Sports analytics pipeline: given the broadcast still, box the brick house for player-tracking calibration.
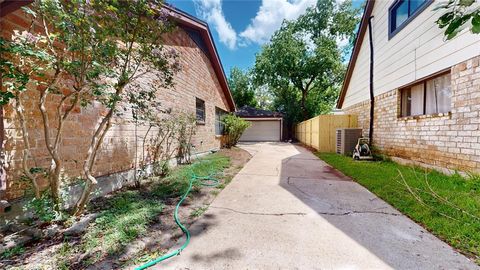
[0,2,235,202]
[337,0,480,173]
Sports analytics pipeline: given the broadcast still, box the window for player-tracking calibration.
[196,98,205,124]
[215,107,227,135]
[389,0,432,38]
[400,72,451,117]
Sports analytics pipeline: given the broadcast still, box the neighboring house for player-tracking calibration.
[337,0,480,172]
[236,106,283,142]
[0,3,235,201]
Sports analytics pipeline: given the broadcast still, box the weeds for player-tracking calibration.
[152,153,230,198]
[190,205,209,218]
[0,245,25,259]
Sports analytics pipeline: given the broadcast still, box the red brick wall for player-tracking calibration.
[343,56,480,172]
[1,9,232,200]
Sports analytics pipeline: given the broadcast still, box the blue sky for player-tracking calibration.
[168,0,363,77]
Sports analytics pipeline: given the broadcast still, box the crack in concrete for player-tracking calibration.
[237,173,279,177]
[286,177,341,208]
[318,210,400,216]
[211,206,307,216]
[283,157,321,164]
[286,177,400,217]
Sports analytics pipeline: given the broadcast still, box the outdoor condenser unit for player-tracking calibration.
[336,128,363,155]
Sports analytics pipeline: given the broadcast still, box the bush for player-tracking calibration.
[223,114,250,148]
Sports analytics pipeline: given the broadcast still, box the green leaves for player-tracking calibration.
[434,0,480,40]
[472,13,480,33]
[253,0,358,121]
[228,67,257,108]
[445,14,472,39]
[223,114,250,148]
[0,92,15,106]
[437,12,455,28]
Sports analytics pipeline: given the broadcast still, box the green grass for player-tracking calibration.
[152,153,230,198]
[190,205,209,218]
[317,153,480,263]
[60,153,231,267]
[82,191,164,254]
[0,245,25,259]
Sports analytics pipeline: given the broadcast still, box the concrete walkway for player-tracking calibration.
[161,143,478,270]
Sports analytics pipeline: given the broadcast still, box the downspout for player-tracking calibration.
[367,16,375,145]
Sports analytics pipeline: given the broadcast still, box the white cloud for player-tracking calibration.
[193,0,238,50]
[239,0,317,45]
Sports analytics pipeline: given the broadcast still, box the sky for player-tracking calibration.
[167,0,316,76]
[168,0,362,77]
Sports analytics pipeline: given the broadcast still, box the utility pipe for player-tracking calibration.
[368,16,375,145]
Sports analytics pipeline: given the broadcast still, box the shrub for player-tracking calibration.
[223,114,250,148]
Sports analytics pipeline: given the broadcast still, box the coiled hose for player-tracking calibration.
[135,152,219,270]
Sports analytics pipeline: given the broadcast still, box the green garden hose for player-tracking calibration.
[135,153,219,270]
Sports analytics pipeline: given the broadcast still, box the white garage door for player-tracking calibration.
[240,120,281,142]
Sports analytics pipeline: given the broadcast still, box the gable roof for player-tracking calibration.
[235,106,283,118]
[0,1,236,111]
[163,5,236,111]
[1,0,33,17]
[336,0,375,109]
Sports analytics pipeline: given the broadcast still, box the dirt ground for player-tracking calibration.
[0,147,251,270]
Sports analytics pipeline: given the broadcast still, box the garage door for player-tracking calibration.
[239,120,281,142]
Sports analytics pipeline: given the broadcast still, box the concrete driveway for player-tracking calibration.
[161,142,478,269]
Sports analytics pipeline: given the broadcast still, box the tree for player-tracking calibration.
[254,0,360,121]
[228,67,257,108]
[74,0,179,215]
[222,114,250,148]
[0,0,178,213]
[2,0,123,206]
[435,0,480,40]
[0,26,51,199]
[1,0,178,213]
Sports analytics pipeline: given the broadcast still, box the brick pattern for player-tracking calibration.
[1,10,231,200]
[343,56,480,172]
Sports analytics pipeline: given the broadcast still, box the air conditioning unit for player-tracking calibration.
[336,128,363,155]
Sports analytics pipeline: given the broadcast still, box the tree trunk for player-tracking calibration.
[301,90,308,120]
[15,94,41,198]
[74,85,124,216]
[38,90,61,206]
[74,112,112,215]
[0,105,6,198]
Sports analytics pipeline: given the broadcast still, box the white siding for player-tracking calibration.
[342,0,480,109]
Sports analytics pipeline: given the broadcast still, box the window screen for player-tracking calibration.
[196,98,205,123]
[215,107,227,135]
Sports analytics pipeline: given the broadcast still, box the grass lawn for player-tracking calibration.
[317,153,480,264]
[58,153,231,267]
[152,153,231,198]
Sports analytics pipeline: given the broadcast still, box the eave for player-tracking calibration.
[163,5,236,112]
[336,0,375,109]
[0,1,236,112]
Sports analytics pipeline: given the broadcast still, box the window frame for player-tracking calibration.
[195,97,206,125]
[398,70,452,118]
[215,107,227,136]
[388,0,433,39]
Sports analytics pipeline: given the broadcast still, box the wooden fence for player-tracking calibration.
[295,114,358,152]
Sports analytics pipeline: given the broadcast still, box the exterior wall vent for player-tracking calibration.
[336,128,363,155]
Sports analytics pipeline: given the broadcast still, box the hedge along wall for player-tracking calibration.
[0,9,231,201]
